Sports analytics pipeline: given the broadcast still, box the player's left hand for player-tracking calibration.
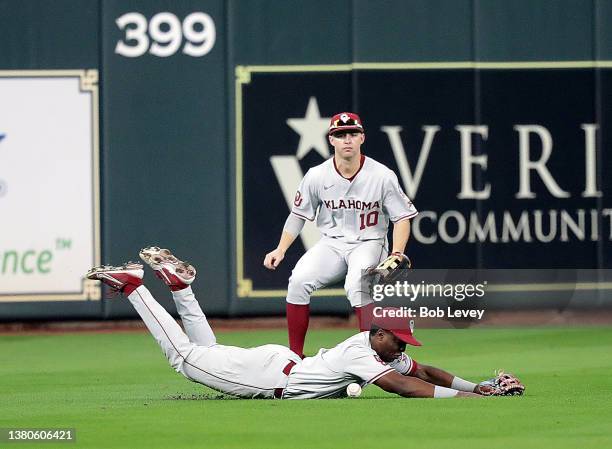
[474,383,496,395]
[368,252,411,283]
[477,371,525,396]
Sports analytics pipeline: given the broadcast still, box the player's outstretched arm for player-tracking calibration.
[374,371,479,398]
[412,364,454,387]
[412,363,484,394]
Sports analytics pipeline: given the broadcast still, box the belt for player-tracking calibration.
[274,361,296,399]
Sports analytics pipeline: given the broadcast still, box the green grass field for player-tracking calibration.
[1,327,611,449]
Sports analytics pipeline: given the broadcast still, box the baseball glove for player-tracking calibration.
[369,252,412,284]
[477,370,525,396]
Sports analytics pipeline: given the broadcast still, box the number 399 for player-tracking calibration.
[115,12,216,58]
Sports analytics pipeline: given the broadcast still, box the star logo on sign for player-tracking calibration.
[286,97,330,160]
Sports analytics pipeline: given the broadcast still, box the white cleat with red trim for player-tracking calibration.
[139,246,196,290]
[86,262,144,291]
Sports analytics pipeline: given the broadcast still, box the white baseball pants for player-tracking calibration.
[286,236,387,307]
[127,285,301,399]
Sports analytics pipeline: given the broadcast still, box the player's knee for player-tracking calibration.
[287,273,316,304]
[345,286,374,308]
[162,348,190,376]
[166,353,183,371]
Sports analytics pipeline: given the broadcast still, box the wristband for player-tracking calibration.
[433,385,459,398]
[451,376,478,392]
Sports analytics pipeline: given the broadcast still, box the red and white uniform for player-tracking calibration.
[127,285,302,399]
[288,155,417,306]
[283,331,417,399]
[125,286,415,400]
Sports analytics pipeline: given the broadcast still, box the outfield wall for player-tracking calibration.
[1,0,612,320]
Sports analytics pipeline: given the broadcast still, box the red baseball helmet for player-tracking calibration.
[371,307,422,346]
[328,112,364,135]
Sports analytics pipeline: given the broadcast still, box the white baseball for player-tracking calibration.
[346,383,362,397]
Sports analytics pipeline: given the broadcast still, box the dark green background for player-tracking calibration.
[1,0,611,319]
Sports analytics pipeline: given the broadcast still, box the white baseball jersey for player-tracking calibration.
[282,331,417,399]
[291,155,418,243]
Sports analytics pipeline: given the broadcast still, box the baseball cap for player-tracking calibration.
[328,112,364,135]
[371,307,422,346]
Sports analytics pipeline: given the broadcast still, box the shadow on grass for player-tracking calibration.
[166,393,241,400]
[165,393,398,401]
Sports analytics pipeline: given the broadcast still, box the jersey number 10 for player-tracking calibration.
[359,211,379,230]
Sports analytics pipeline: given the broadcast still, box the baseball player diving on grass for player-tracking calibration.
[87,247,525,400]
[264,111,417,359]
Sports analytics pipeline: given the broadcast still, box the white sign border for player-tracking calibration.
[0,70,101,303]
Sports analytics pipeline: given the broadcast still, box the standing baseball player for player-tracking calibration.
[86,248,524,399]
[264,112,418,357]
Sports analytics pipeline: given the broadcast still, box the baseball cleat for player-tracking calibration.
[86,262,144,291]
[139,246,196,290]
[139,246,178,265]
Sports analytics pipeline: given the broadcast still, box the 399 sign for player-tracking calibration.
[115,12,216,58]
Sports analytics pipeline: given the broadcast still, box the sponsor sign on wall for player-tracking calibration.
[235,63,612,298]
[0,71,101,302]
